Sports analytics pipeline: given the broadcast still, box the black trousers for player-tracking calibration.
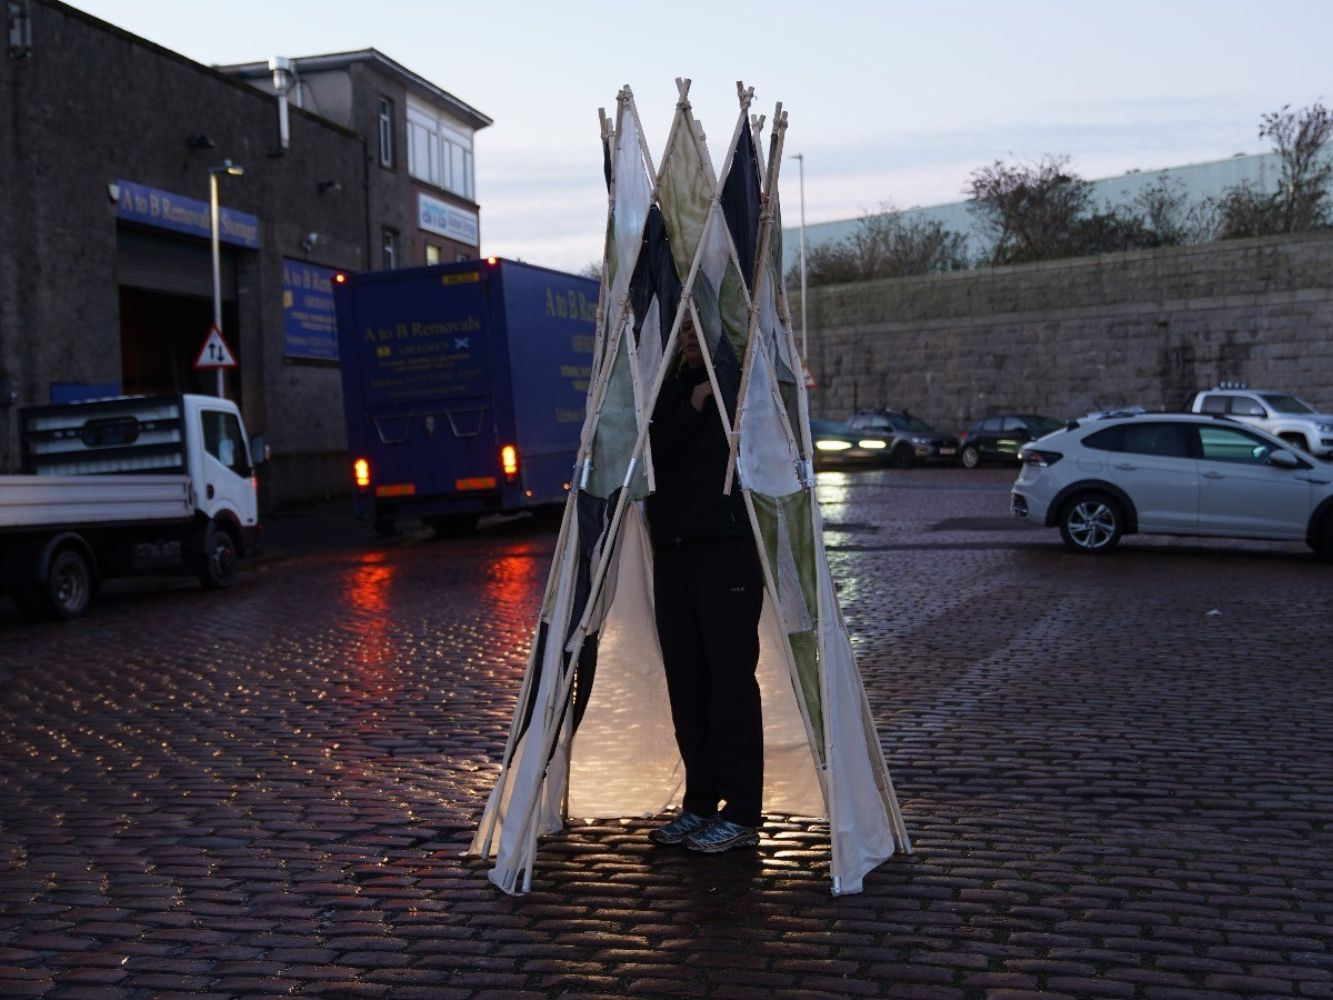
[652,535,764,827]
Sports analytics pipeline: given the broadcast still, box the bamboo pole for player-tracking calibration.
[475,488,580,859]
[721,103,790,496]
[575,86,683,493]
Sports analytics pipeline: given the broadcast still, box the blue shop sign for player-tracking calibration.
[281,259,339,361]
[115,180,261,248]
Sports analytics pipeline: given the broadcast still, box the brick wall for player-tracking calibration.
[798,231,1333,434]
[2,1,367,505]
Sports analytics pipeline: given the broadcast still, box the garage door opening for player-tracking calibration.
[119,286,241,400]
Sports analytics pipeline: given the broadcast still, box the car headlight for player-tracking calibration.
[1320,423,1333,434]
[911,436,930,445]
[816,439,852,451]
[858,439,886,449]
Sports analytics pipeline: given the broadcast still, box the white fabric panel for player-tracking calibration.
[636,297,663,395]
[564,506,824,820]
[698,208,730,292]
[755,596,825,818]
[738,346,800,496]
[567,507,680,816]
[817,553,898,894]
[759,272,795,375]
[480,526,582,892]
[608,111,653,321]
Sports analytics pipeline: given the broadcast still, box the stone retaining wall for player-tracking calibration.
[798,230,1333,433]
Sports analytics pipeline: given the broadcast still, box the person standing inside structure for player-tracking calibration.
[645,311,765,853]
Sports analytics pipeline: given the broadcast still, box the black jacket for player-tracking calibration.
[646,363,749,546]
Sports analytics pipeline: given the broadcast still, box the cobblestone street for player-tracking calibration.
[2,468,1330,999]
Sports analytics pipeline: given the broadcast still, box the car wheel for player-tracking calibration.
[960,445,981,469]
[1058,492,1123,554]
[198,522,238,590]
[1280,433,1311,453]
[45,547,95,620]
[1310,512,1333,559]
[888,443,914,468]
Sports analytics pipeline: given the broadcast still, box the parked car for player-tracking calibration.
[957,413,1063,468]
[1010,412,1333,556]
[1186,384,1333,459]
[809,418,893,469]
[845,409,959,467]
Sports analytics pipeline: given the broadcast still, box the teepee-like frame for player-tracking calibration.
[472,81,910,896]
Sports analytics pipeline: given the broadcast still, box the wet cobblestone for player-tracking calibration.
[2,467,1330,997]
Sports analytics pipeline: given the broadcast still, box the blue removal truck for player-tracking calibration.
[333,257,597,534]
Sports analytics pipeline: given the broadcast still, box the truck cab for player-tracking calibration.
[1187,385,1333,459]
[2,393,265,620]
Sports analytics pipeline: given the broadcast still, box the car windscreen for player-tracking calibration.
[890,416,935,433]
[1260,394,1314,415]
[1024,415,1063,433]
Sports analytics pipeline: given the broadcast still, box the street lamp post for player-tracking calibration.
[208,160,244,398]
[792,152,808,361]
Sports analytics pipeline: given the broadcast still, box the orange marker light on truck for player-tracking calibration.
[334,272,347,284]
[353,458,371,488]
[500,445,519,478]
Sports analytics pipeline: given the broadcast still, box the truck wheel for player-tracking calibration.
[1280,433,1311,454]
[198,522,238,590]
[45,547,94,620]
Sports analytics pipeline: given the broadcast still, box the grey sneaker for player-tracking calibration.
[684,817,759,853]
[649,810,715,846]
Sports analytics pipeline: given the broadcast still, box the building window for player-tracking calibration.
[406,97,476,200]
[456,252,470,262]
[381,228,398,270]
[425,244,440,265]
[377,97,395,168]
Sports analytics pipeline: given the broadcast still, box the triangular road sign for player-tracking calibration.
[195,324,238,369]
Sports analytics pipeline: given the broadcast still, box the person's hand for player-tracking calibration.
[690,380,713,412]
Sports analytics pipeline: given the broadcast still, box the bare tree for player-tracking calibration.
[966,155,1092,264]
[796,203,969,287]
[1215,101,1333,239]
[1261,101,1333,232]
[577,261,603,280]
[1130,175,1213,246]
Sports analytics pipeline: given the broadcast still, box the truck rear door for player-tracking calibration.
[339,266,498,507]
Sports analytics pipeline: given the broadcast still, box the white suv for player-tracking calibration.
[1186,387,1333,458]
[1010,413,1333,555]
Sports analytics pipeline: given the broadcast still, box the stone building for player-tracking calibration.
[0,0,489,508]
[219,50,491,271]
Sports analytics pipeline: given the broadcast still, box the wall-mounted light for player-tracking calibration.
[317,181,342,195]
[187,134,216,151]
[301,232,319,254]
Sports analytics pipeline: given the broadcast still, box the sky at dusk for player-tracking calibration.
[67,0,1333,273]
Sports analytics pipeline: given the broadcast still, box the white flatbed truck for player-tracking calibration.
[0,393,265,620]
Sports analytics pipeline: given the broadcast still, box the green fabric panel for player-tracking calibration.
[783,490,818,621]
[690,271,723,360]
[589,332,647,499]
[750,491,782,577]
[788,630,825,765]
[752,491,825,764]
[658,123,712,282]
[719,260,749,367]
